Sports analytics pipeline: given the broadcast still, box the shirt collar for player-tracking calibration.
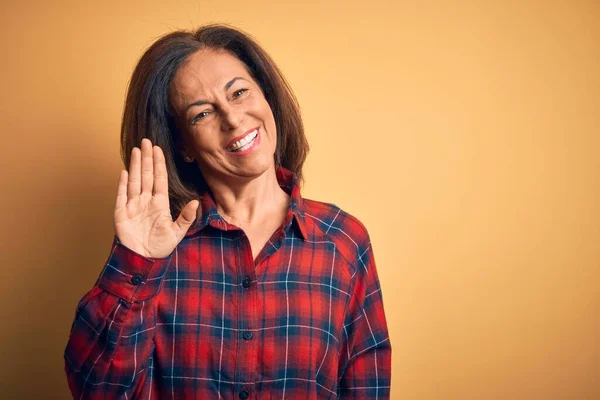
[185,166,308,240]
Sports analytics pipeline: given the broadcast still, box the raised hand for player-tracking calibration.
[114,138,199,258]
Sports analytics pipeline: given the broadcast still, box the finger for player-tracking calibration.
[115,169,128,210]
[140,138,154,195]
[153,145,169,196]
[127,147,142,200]
[173,200,199,239]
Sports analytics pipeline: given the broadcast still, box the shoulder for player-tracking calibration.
[302,198,371,254]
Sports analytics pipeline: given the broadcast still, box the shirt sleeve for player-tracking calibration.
[64,235,172,399]
[338,236,392,399]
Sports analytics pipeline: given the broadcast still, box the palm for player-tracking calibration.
[114,138,198,258]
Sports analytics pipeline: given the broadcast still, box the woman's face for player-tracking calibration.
[170,48,277,185]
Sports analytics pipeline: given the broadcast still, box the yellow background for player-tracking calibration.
[1,1,598,399]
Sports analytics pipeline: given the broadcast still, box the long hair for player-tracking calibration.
[120,24,309,220]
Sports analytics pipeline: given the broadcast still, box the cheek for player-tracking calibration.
[188,128,219,151]
[267,115,277,145]
[257,101,277,137]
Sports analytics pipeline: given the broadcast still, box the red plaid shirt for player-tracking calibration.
[65,167,391,399]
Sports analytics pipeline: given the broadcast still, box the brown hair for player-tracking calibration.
[120,24,309,220]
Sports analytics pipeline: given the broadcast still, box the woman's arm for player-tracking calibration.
[338,236,392,399]
[64,139,196,398]
[64,236,172,399]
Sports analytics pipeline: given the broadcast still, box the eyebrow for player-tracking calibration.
[184,77,245,113]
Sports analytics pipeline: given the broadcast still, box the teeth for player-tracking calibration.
[239,142,252,151]
[227,130,258,152]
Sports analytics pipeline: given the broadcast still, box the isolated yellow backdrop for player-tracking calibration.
[1,1,598,399]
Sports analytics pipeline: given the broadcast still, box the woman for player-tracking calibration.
[64,24,391,399]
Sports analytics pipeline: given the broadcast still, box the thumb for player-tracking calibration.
[173,200,200,238]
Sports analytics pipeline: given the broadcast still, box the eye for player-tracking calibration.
[232,88,248,99]
[192,111,211,123]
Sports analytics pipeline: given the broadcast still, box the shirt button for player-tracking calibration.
[243,331,253,340]
[131,274,144,285]
[239,388,250,399]
[242,276,252,288]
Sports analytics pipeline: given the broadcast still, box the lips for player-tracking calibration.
[226,128,259,152]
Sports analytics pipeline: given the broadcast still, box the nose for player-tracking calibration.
[219,103,243,131]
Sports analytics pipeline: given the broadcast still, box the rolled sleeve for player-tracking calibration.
[96,236,173,303]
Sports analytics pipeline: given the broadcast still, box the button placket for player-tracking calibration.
[235,233,259,397]
[242,276,253,288]
[238,387,250,399]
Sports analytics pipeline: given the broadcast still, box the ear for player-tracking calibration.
[180,146,196,163]
[173,131,190,159]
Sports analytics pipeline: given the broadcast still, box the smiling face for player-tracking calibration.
[169,48,278,186]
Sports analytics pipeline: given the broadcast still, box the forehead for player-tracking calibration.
[171,49,252,100]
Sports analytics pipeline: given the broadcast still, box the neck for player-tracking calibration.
[204,165,289,227]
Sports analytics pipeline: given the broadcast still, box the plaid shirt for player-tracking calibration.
[65,167,391,399]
